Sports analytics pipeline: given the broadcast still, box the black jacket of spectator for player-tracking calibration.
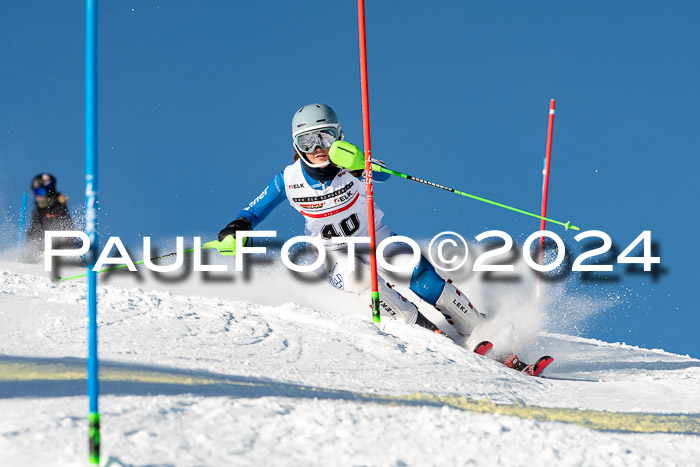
[25,192,75,248]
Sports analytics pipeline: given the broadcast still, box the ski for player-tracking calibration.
[501,354,553,377]
[525,356,554,376]
[431,328,550,376]
[473,340,493,356]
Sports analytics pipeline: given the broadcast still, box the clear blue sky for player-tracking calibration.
[1,1,698,356]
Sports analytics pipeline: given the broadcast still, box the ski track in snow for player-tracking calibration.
[1,260,699,466]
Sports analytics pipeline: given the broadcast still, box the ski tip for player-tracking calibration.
[529,356,554,376]
[473,341,493,356]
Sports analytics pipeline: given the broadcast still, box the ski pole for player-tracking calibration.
[57,237,238,281]
[329,141,580,231]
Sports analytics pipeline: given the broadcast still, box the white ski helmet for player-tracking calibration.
[291,104,345,166]
[291,103,342,139]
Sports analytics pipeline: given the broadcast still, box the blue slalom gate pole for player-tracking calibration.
[85,0,100,464]
[17,193,27,246]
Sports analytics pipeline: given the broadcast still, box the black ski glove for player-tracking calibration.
[218,217,253,242]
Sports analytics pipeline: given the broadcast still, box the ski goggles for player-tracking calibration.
[294,128,340,153]
[33,187,48,196]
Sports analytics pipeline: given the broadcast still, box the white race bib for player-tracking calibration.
[283,160,384,247]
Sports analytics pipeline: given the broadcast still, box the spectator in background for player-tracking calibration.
[23,173,75,260]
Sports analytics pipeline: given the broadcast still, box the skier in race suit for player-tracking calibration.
[218,103,486,339]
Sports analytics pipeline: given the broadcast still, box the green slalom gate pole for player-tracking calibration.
[329,141,581,231]
[57,237,239,282]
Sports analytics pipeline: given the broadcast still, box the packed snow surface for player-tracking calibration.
[1,257,699,466]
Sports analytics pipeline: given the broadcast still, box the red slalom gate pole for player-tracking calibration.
[539,99,556,263]
[357,0,381,324]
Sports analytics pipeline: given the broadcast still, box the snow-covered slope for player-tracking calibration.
[1,259,699,466]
